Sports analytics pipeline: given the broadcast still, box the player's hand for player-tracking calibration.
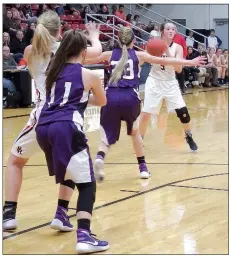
[86,21,100,41]
[189,56,207,66]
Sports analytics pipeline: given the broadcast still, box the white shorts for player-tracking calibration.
[142,76,186,115]
[11,103,44,159]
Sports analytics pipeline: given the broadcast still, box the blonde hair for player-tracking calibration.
[109,26,134,85]
[27,10,60,75]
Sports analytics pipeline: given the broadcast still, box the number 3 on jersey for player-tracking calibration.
[48,82,72,107]
[111,59,134,79]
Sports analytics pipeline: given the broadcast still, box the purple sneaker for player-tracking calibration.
[76,229,109,254]
[139,163,151,179]
[50,206,74,232]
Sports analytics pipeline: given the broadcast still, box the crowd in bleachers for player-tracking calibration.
[3,4,229,108]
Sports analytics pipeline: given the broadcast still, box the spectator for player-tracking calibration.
[81,6,94,24]
[214,48,228,85]
[184,46,201,88]
[103,39,114,51]
[66,4,81,16]
[150,23,160,38]
[132,15,140,26]
[3,10,19,36]
[206,29,222,49]
[55,5,65,15]
[186,30,195,48]
[115,5,126,25]
[37,4,48,17]
[111,5,117,15]
[146,21,154,33]
[223,49,229,84]
[10,30,26,55]
[125,14,133,27]
[133,23,143,45]
[22,4,38,23]
[24,22,36,46]
[193,44,210,87]
[97,5,110,23]
[3,32,10,46]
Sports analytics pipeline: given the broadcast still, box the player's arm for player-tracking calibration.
[84,51,112,65]
[82,68,107,107]
[85,22,103,59]
[23,45,32,63]
[136,51,207,67]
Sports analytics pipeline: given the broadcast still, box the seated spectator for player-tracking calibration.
[145,21,154,33]
[223,49,229,84]
[37,4,48,17]
[111,5,117,15]
[125,14,133,27]
[133,23,143,46]
[150,23,160,38]
[3,10,19,37]
[103,39,115,51]
[3,32,10,46]
[186,30,195,48]
[132,15,140,26]
[97,5,110,23]
[55,4,65,15]
[184,46,201,88]
[24,22,35,46]
[22,4,38,23]
[66,4,81,16]
[206,29,222,49]
[10,30,26,55]
[214,48,228,85]
[115,5,126,25]
[81,6,94,24]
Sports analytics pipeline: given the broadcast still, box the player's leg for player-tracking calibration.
[46,121,109,253]
[139,76,163,139]
[94,92,122,181]
[164,81,198,151]
[36,123,75,232]
[123,91,150,179]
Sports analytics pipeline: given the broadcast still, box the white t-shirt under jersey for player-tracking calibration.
[149,42,177,81]
[31,40,60,104]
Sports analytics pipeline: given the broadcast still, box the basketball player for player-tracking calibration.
[84,26,206,181]
[139,22,202,151]
[36,29,108,254]
[3,11,102,232]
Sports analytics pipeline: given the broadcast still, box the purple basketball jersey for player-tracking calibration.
[107,48,140,88]
[38,63,89,127]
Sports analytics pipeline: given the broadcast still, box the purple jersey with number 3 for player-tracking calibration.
[107,48,140,89]
[38,63,89,127]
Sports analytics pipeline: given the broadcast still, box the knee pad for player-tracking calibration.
[175,107,190,124]
[61,179,75,190]
[76,182,96,214]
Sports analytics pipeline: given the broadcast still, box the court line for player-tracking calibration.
[2,162,228,168]
[120,189,140,193]
[3,172,228,240]
[168,184,228,192]
[3,88,228,119]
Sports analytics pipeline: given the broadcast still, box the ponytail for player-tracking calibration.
[27,23,52,75]
[109,44,128,85]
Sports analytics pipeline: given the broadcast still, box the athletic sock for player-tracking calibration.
[137,156,146,164]
[78,218,90,231]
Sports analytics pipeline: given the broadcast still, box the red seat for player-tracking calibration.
[20,23,28,30]
[31,4,39,10]
[72,24,79,30]
[79,24,86,30]
[66,14,74,20]
[60,14,67,21]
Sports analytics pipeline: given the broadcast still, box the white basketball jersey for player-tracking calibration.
[149,42,177,81]
[31,40,60,104]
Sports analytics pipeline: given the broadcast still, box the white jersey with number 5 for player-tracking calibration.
[149,42,177,81]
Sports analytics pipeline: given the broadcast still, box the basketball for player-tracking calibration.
[146,38,167,57]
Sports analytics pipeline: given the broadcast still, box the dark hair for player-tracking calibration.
[210,29,215,33]
[223,49,228,53]
[187,46,193,52]
[134,15,139,20]
[126,14,132,22]
[46,29,87,94]
[119,5,124,8]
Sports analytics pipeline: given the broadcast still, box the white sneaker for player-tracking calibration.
[94,158,105,181]
[3,218,17,230]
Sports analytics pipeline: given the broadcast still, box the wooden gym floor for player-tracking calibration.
[3,88,228,254]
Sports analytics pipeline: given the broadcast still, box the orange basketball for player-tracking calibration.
[146,38,167,57]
